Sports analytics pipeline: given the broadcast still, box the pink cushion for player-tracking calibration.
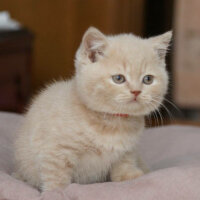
[0,111,200,200]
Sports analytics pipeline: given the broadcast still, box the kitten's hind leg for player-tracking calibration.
[40,154,73,191]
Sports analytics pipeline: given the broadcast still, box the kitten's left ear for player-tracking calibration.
[79,27,108,63]
[149,31,173,59]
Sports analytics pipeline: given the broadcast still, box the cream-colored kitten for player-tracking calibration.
[14,27,171,191]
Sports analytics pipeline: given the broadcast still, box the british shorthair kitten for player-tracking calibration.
[14,27,172,191]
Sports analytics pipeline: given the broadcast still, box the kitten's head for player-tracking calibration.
[75,27,172,116]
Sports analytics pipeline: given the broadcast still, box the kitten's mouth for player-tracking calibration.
[128,98,139,104]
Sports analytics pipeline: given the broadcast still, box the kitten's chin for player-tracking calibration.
[89,103,156,118]
[124,98,163,116]
[128,105,161,117]
[102,102,160,117]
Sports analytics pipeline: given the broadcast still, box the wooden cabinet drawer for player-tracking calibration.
[0,28,33,113]
[0,82,18,110]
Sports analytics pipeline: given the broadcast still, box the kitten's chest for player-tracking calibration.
[71,116,144,184]
[86,118,143,152]
[72,127,142,184]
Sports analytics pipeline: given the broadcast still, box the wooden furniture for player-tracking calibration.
[0,28,33,113]
[1,0,145,90]
[173,0,200,108]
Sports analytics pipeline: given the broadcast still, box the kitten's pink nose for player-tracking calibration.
[131,90,141,97]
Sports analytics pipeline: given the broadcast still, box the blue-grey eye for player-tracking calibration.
[112,74,126,84]
[143,75,154,85]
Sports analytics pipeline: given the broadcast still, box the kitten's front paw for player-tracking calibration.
[41,181,70,192]
[111,168,144,182]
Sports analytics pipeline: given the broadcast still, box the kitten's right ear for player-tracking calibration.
[79,27,108,63]
[149,31,173,60]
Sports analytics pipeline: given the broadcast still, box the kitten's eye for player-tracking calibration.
[112,74,126,84]
[143,75,154,85]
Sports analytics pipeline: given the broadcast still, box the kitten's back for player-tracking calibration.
[14,79,75,188]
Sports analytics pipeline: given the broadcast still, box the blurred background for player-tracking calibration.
[0,0,199,127]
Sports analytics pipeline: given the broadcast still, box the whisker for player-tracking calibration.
[144,95,170,127]
[156,108,164,126]
[143,101,161,127]
[150,104,162,127]
[145,114,152,127]
[150,98,173,121]
[155,96,181,114]
[142,94,176,125]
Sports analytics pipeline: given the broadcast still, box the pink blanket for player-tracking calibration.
[0,112,200,200]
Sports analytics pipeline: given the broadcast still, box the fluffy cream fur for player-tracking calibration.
[14,27,172,191]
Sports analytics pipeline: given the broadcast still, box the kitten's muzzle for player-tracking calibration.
[131,90,141,101]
